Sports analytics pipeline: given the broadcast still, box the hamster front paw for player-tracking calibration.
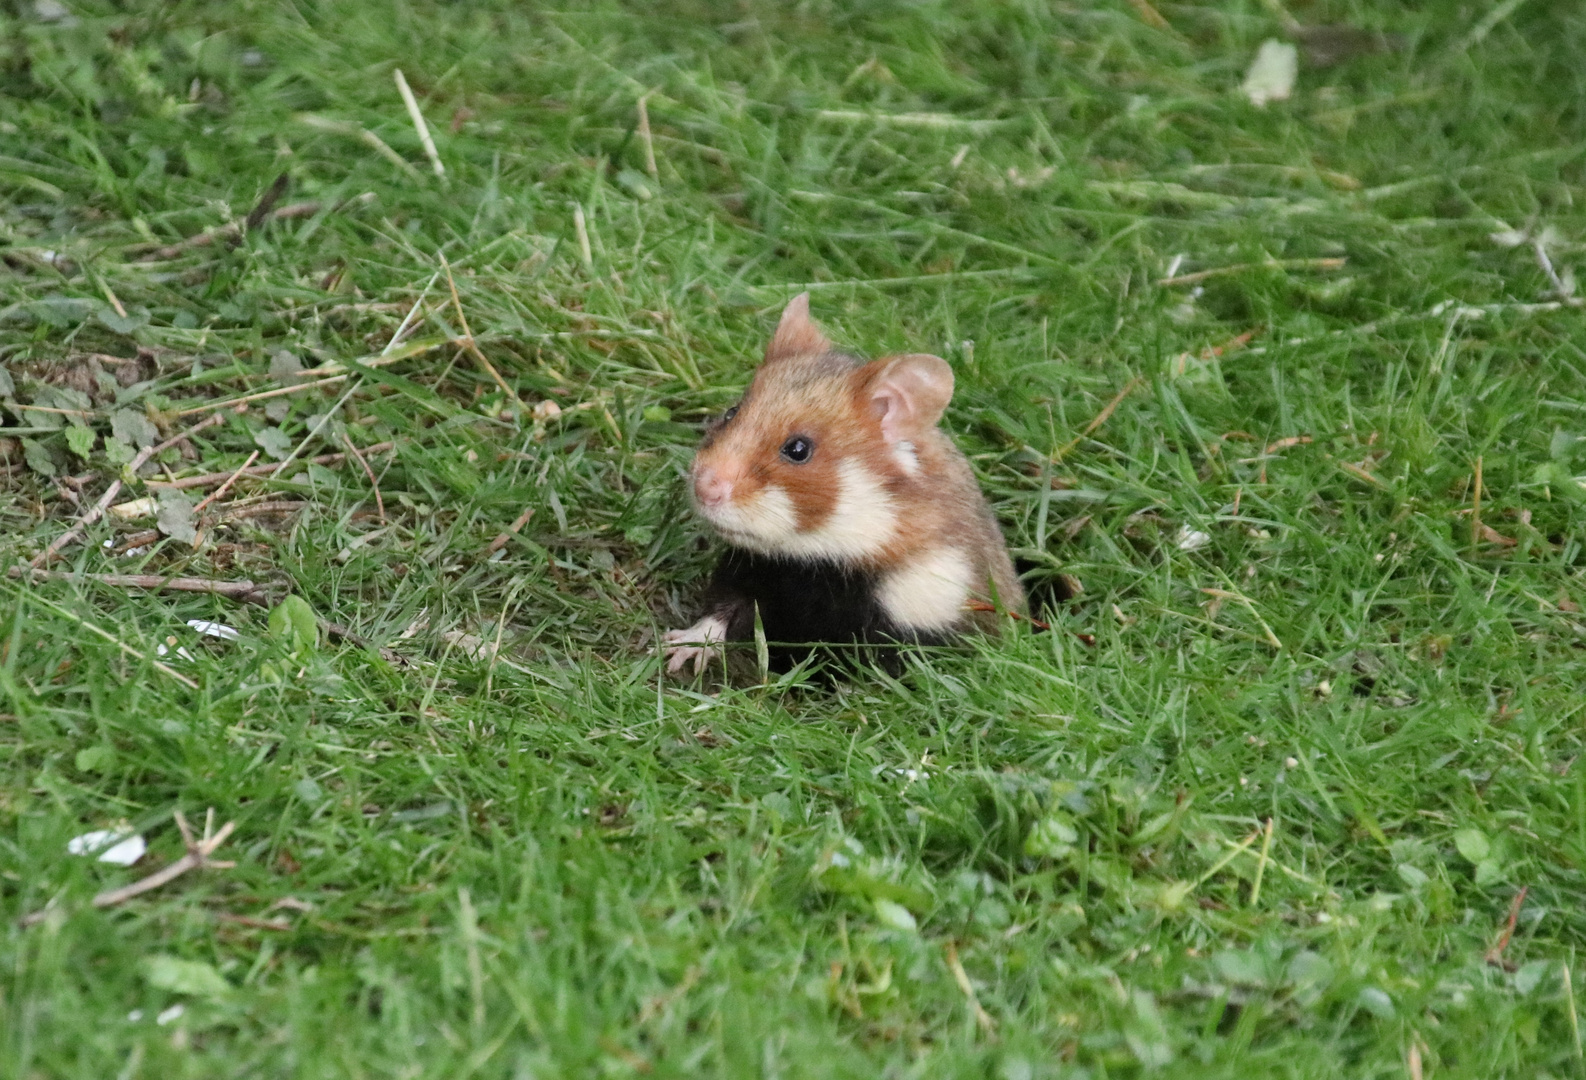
[663,614,729,675]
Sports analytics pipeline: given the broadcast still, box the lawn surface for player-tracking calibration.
[3,1,1586,1076]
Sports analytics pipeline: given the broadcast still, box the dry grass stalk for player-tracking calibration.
[394,69,445,179]
[341,433,386,524]
[8,567,265,603]
[439,252,519,403]
[637,93,659,179]
[944,942,998,1036]
[486,507,535,555]
[144,443,394,492]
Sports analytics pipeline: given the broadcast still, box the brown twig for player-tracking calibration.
[7,567,267,604]
[341,434,386,525]
[1470,455,1483,556]
[1168,327,1262,376]
[245,173,291,232]
[485,507,535,555]
[1158,258,1346,287]
[139,201,320,261]
[944,942,998,1036]
[144,443,394,491]
[214,912,292,931]
[216,500,307,522]
[439,252,520,403]
[637,93,659,180]
[20,810,236,927]
[320,620,411,668]
[31,412,227,568]
[193,450,260,515]
[175,374,348,417]
[1054,376,1144,461]
[1125,0,1170,29]
[1484,885,1528,969]
[965,599,1050,631]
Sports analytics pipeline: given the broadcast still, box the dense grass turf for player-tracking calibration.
[4,0,1586,1075]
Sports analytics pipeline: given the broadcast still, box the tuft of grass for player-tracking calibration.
[3,1,1586,1075]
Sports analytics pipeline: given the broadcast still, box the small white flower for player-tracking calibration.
[186,620,240,642]
[156,1003,185,1026]
[67,830,146,866]
[1176,527,1212,552]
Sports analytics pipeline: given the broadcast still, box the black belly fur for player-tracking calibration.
[704,548,951,668]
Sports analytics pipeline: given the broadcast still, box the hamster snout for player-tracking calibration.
[692,464,734,508]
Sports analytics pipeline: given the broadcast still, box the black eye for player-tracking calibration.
[780,436,814,464]
[721,406,739,424]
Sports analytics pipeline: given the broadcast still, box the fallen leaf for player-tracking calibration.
[67,829,147,866]
[1242,40,1298,107]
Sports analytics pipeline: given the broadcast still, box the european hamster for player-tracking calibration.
[664,294,1024,673]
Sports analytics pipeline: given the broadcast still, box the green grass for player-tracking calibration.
[3,0,1586,1075]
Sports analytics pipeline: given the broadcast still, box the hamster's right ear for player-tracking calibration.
[864,353,954,443]
[764,292,831,362]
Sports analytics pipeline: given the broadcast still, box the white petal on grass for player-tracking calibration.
[187,620,240,642]
[1242,40,1297,107]
[873,898,918,932]
[1176,526,1213,552]
[67,829,147,866]
[156,1003,186,1026]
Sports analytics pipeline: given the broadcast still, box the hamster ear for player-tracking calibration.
[764,292,831,361]
[864,353,954,443]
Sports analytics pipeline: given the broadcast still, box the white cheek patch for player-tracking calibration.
[893,440,920,476]
[706,459,897,561]
[877,547,975,632]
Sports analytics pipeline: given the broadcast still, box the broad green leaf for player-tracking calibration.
[1453,828,1490,864]
[144,956,231,999]
[268,595,320,655]
[65,423,95,459]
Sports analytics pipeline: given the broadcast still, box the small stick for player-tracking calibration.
[486,507,535,554]
[944,942,997,1036]
[573,203,593,272]
[636,93,659,180]
[1126,0,1171,30]
[175,374,349,417]
[1484,885,1528,968]
[965,599,1051,632]
[1158,257,1346,287]
[95,274,128,320]
[439,252,519,403]
[394,69,445,179]
[214,913,292,931]
[1249,817,1275,906]
[341,434,386,524]
[139,202,320,261]
[245,172,291,232]
[1564,961,1582,1065]
[144,443,394,492]
[8,567,264,602]
[1196,827,1264,888]
[193,450,260,515]
[31,412,227,568]
[1471,456,1483,555]
[93,812,235,908]
[1054,376,1144,461]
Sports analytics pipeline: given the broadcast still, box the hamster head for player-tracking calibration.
[688,293,954,563]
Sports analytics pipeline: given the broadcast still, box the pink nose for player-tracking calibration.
[693,466,733,507]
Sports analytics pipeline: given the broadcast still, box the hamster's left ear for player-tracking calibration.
[863,354,954,443]
[765,292,832,362]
